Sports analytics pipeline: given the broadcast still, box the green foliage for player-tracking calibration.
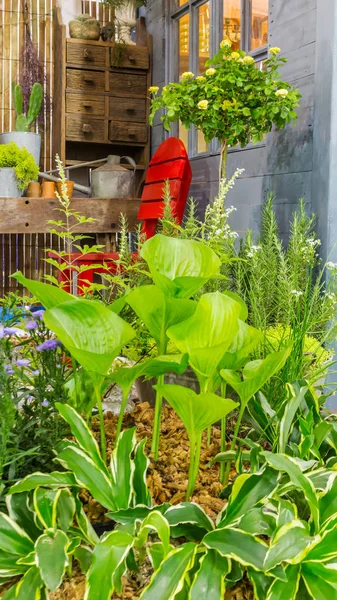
[150,43,300,149]
[0,142,38,190]
[14,83,43,132]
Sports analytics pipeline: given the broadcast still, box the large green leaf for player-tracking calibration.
[304,523,337,562]
[0,512,34,556]
[168,292,241,379]
[57,489,76,533]
[279,385,308,453]
[140,542,196,600]
[56,403,107,472]
[35,530,69,591]
[220,320,263,371]
[13,566,44,600]
[6,493,41,541]
[204,527,268,570]
[107,504,171,525]
[135,511,171,557]
[263,453,319,532]
[133,439,151,507]
[56,446,116,511]
[126,285,195,350]
[190,549,229,600]
[156,384,238,445]
[221,346,292,407]
[140,234,221,298]
[0,549,28,577]
[164,503,214,540]
[218,468,278,528]
[12,271,73,308]
[84,531,133,600]
[266,564,300,600]
[263,520,314,571]
[44,299,135,376]
[33,488,58,530]
[319,476,337,526]
[248,569,272,600]
[8,472,77,495]
[302,562,337,599]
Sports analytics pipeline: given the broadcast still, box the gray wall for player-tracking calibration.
[146,0,317,239]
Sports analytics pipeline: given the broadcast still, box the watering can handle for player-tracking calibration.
[120,156,137,174]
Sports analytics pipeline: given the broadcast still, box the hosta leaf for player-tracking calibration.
[263,520,314,571]
[126,285,196,349]
[35,530,69,591]
[110,428,136,510]
[147,542,165,571]
[14,566,44,600]
[279,385,308,453]
[302,562,337,599]
[156,384,238,443]
[6,493,41,540]
[319,476,337,526]
[248,569,273,600]
[0,512,34,556]
[277,500,297,529]
[238,507,275,536]
[133,439,151,507]
[204,527,268,570]
[74,546,92,574]
[33,488,58,530]
[218,468,278,528]
[74,495,99,546]
[220,320,263,370]
[223,291,248,321]
[262,453,319,532]
[107,504,171,525]
[304,524,337,562]
[190,549,229,600]
[8,472,77,495]
[140,234,221,298]
[168,292,241,378]
[135,511,171,557]
[56,446,116,511]
[12,271,73,308]
[140,543,196,600]
[0,549,28,576]
[165,503,214,540]
[221,346,292,407]
[266,564,300,600]
[56,403,107,472]
[57,489,76,532]
[84,531,133,600]
[44,299,135,376]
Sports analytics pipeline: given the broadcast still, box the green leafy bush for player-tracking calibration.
[0,142,38,190]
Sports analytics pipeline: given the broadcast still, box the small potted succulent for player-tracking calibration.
[0,142,39,197]
[0,82,43,166]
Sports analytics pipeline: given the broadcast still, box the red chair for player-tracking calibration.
[57,138,192,294]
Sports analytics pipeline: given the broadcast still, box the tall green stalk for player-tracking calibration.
[223,403,245,486]
[151,373,165,460]
[220,382,227,484]
[94,384,106,462]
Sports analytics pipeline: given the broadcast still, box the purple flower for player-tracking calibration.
[32,310,45,321]
[26,321,38,331]
[3,327,17,336]
[41,400,50,407]
[16,359,30,367]
[36,339,60,352]
[4,365,14,375]
[32,369,40,376]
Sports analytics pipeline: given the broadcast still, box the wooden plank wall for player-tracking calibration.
[0,0,55,171]
[81,0,114,26]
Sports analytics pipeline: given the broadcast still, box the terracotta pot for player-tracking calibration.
[56,180,75,198]
[41,181,56,198]
[27,182,41,197]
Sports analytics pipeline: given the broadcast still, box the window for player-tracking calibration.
[169,0,269,156]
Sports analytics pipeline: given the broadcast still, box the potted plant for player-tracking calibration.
[0,142,39,197]
[0,82,43,166]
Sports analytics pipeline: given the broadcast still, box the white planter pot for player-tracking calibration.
[0,168,21,197]
[0,132,41,166]
[115,1,137,45]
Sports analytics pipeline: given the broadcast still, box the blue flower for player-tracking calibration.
[26,321,38,331]
[32,369,40,376]
[32,310,45,320]
[3,327,17,336]
[16,359,30,367]
[41,400,50,407]
[36,339,60,352]
[4,365,14,375]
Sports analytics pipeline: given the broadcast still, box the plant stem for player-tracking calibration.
[191,433,202,492]
[115,390,128,445]
[222,402,245,487]
[186,439,196,501]
[219,142,228,185]
[207,425,212,446]
[151,373,164,460]
[95,384,106,462]
[220,382,227,484]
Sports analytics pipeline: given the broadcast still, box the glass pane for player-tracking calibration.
[251,0,268,50]
[223,0,241,51]
[198,2,210,73]
[179,123,189,151]
[178,13,189,77]
[197,129,208,154]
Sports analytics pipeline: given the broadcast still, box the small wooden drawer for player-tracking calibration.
[109,72,147,96]
[109,97,146,122]
[66,93,105,116]
[109,121,148,143]
[66,116,105,142]
[66,69,105,93]
[67,41,107,68]
[110,45,149,70]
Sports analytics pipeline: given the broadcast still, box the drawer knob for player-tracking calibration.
[83,48,93,60]
[82,123,93,133]
[127,81,132,88]
[129,55,136,62]
[127,107,135,113]
[83,74,94,83]
[82,102,93,109]
[128,130,136,137]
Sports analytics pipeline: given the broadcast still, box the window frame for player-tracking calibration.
[166,0,269,158]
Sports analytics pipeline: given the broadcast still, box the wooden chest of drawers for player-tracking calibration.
[53,17,152,182]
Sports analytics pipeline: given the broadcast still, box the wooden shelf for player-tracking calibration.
[64,159,146,170]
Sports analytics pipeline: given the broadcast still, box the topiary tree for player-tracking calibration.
[149,42,301,181]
